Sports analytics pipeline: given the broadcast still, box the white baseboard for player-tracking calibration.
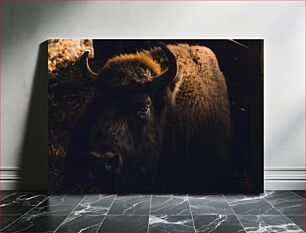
[264,180,305,190]
[264,167,305,190]
[0,167,304,191]
[0,167,47,191]
[0,178,47,191]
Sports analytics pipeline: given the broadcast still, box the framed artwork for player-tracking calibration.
[48,39,263,194]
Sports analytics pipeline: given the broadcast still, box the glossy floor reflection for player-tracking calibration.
[0,191,304,232]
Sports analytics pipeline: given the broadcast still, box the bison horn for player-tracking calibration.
[151,42,177,88]
[80,50,98,85]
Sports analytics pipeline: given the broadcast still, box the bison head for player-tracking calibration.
[66,42,177,192]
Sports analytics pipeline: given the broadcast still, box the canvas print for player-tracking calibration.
[48,39,263,194]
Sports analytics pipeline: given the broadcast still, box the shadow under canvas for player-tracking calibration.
[17,41,48,191]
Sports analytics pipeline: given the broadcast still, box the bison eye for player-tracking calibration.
[137,97,151,120]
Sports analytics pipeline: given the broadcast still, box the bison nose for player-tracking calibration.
[104,153,123,173]
[89,151,123,174]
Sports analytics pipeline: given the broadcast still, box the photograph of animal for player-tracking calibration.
[48,39,263,194]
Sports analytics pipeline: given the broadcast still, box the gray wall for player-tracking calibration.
[1,1,304,190]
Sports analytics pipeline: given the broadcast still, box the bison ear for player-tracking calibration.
[150,42,177,89]
[80,50,99,85]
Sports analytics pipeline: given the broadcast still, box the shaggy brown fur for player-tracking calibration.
[64,43,231,193]
[167,44,231,158]
[103,43,231,159]
[99,51,162,88]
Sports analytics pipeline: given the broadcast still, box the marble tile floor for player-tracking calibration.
[0,190,304,232]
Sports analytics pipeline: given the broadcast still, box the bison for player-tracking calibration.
[62,41,232,193]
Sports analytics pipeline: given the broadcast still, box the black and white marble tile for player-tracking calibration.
[108,195,150,215]
[193,215,246,232]
[264,191,304,215]
[73,194,116,215]
[98,215,149,232]
[0,191,16,201]
[1,194,83,232]
[189,195,234,215]
[0,192,49,216]
[148,215,195,232]
[224,194,281,215]
[150,195,191,216]
[27,195,84,216]
[55,213,105,232]
[238,215,303,233]
[285,215,305,231]
[53,195,114,232]
[47,194,85,206]
[27,203,78,216]
[0,191,304,232]
[291,190,306,199]
[291,191,305,199]
[1,214,67,232]
[0,215,23,231]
